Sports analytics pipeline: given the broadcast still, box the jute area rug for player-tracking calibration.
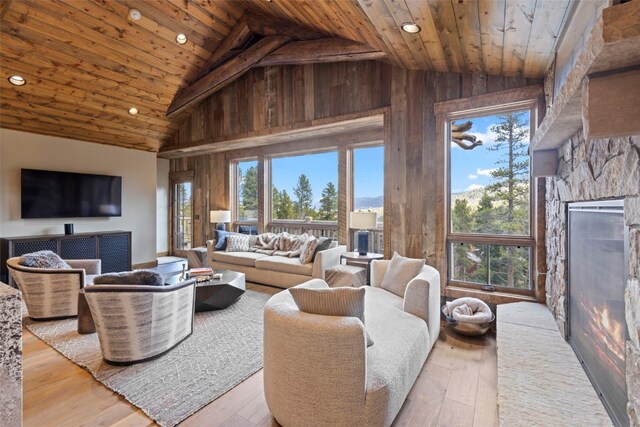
[24,289,272,427]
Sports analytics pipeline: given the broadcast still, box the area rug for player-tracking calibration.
[24,289,272,427]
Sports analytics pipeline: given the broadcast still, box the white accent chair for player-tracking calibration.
[7,257,101,320]
[83,279,196,365]
[263,260,441,427]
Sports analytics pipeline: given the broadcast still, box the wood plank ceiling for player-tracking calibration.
[0,0,573,152]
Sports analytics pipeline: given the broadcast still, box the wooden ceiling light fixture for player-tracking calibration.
[165,11,386,118]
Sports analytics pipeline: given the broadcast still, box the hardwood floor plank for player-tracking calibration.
[436,398,476,427]
[473,335,499,427]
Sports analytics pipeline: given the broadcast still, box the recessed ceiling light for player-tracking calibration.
[128,107,138,115]
[8,75,26,86]
[176,33,187,45]
[129,9,142,21]
[401,23,421,34]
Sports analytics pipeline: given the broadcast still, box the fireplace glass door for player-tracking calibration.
[568,200,628,427]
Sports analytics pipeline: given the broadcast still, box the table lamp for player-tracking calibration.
[350,211,377,255]
[210,210,231,231]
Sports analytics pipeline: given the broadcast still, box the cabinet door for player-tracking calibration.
[98,234,131,273]
[13,239,57,256]
[60,236,97,259]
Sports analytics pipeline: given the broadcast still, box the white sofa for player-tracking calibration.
[206,236,346,288]
[263,260,441,426]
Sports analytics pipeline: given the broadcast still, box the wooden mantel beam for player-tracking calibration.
[256,38,386,67]
[167,36,290,119]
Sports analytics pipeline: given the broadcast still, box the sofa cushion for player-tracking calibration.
[380,252,425,297]
[364,286,430,400]
[255,256,313,276]
[299,236,318,264]
[289,285,373,346]
[312,237,333,260]
[211,251,268,267]
[20,250,71,270]
[226,234,251,252]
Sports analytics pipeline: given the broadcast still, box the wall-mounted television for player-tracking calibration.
[21,169,122,219]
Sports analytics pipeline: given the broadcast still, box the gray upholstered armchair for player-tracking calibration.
[83,279,196,365]
[7,256,101,320]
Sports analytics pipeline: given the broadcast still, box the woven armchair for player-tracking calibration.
[83,279,196,365]
[7,256,101,320]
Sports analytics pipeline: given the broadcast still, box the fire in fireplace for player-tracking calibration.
[568,200,629,427]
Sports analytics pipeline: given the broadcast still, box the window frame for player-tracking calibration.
[231,157,259,229]
[169,170,194,257]
[445,100,537,296]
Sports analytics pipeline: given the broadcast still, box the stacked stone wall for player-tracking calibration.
[545,130,640,422]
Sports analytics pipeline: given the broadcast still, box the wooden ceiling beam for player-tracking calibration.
[244,10,326,41]
[194,16,253,80]
[255,38,386,67]
[167,35,291,118]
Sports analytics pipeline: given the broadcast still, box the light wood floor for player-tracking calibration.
[23,284,498,427]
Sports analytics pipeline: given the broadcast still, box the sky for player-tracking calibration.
[450,111,530,194]
[237,146,384,207]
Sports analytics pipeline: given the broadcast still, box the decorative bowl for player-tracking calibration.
[441,304,495,336]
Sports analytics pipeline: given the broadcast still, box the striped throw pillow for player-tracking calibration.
[225,234,250,252]
[299,236,318,264]
[289,286,373,346]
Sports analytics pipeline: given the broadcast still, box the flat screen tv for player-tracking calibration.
[21,169,122,218]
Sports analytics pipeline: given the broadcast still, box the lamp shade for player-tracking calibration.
[210,210,231,223]
[350,211,377,229]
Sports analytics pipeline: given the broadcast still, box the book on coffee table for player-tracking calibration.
[189,267,213,276]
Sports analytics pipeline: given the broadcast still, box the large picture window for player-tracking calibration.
[448,105,534,291]
[271,151,338,222]
[235,159,258,222]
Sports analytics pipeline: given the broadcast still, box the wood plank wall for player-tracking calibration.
[169,61,540,282]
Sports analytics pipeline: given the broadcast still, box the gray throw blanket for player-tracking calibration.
[249,232,309,257]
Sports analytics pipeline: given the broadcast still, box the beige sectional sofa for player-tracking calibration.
[263,260,441,426]
[206,234,346,288]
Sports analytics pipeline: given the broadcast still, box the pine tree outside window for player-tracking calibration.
[447,104,535,292]
[235,159,258,222]
[271,151,338,222]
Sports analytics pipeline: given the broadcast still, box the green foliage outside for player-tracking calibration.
[238,165,258,220]
[450,112,531,289]
[317,182,338,221]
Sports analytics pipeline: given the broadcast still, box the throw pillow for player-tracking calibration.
[20,250,71,270]
[93,270,165,286]
[225,234,251,252]
[299,236,318,264]
[289,286,374,347]
[214,230,230,250]
[380,252,425,297]
[312,237,333,261]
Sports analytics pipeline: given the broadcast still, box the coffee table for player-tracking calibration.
[167,269,246,312]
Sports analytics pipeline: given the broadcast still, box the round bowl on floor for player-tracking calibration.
[441,305,495,336]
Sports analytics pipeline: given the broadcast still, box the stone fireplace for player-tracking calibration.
[545,130,640,424]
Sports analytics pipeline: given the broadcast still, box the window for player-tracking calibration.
[271,151,338,221]
[173,181,192,251]
[353,146,384,226]
[235,160,258,222]
[447,107,534,291]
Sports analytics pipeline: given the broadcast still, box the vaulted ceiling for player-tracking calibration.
[0,0,574,152]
